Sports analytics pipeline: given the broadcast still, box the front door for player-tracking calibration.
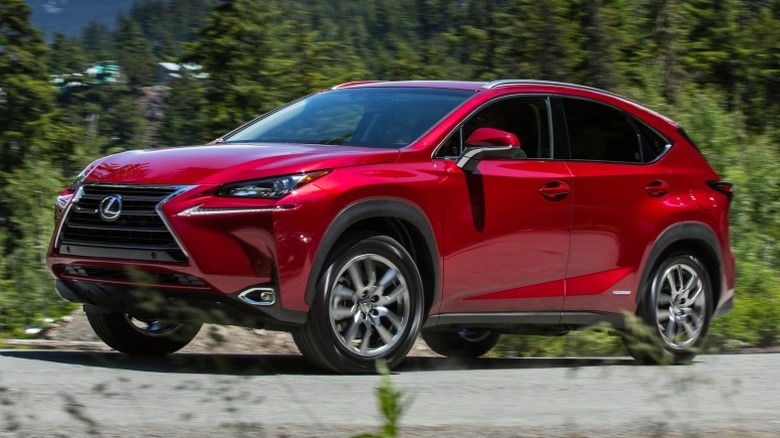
[435,96,572,314]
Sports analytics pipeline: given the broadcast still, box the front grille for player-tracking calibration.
[58,185,187,262]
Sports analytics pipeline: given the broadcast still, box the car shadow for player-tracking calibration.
[400,355,636,372]
[0,349,636,376]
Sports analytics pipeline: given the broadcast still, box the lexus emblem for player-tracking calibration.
[98,195,123,222]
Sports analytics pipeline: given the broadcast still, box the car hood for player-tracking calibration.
[85,143,400,185]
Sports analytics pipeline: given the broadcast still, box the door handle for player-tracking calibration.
[645,180,670,197]
[539,181,571,201]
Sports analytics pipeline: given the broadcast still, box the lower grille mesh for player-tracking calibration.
[62,265,205,287]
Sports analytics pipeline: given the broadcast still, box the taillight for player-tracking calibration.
[707,180,734,200]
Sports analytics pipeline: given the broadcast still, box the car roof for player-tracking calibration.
[331,79,678,128]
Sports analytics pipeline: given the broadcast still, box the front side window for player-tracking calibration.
[437,96,552,159]
[224,88,473,149]
[562,98,641,163]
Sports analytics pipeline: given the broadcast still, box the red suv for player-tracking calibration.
[47,80,735,372]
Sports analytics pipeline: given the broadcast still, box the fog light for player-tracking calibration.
[238,288,276,306]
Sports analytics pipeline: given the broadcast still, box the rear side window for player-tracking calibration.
[562,98,641,163]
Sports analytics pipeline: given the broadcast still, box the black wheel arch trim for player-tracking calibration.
[304,198,441,309]
[638,222,725,310]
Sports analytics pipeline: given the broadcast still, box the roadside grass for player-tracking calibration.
[354,361,411,438]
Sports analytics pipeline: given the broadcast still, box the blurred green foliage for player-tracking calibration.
[354,361,409,438]
[1,0,779,354]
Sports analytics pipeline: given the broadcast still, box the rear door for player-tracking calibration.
[558,97,672,314]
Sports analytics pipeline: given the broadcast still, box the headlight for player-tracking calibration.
[218,171,330,199]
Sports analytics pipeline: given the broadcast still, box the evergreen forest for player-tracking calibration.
[1,0,779,355]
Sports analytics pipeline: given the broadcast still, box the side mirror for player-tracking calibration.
[456,127,522,172]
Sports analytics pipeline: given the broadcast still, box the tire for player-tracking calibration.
[623,252,713,365]
[295,233,425,373]
[86,310,202,356]
[422,329,500,358]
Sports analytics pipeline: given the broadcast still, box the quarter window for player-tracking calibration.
[634,118,671,162]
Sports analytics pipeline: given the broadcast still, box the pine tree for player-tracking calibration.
[577,0,633,90]
[80,21,115,61]
[741,5,780,131]
[0,0,78,333]
[185,0,288,135]
[683,0,745,95]
[115,15,157,87]
[158,72,207,146]
[47,33,87,75]
[273,11,369,95]
[99,87,148,152]
[493,0,584,81]
[1,159,72,332]
[129,0,215,59]
[0,0,54,172]
[647,0,689,103]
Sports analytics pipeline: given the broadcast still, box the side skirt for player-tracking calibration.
[424,312,628,333]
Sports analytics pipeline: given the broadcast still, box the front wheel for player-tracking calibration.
[422,329,500,358]
[623,252,713,365]
[86,310,202,356]
[294,234,425,373]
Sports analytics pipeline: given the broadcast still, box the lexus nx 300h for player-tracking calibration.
[47,80,735,372]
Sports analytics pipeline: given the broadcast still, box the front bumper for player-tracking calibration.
[47,182,326,328]
[55,279,306,329]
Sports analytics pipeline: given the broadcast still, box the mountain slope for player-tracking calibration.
[27,0,134,39]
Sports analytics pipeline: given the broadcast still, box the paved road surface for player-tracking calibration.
[1,350,778,437]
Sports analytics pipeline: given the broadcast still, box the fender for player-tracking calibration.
[638,221,724,307]
[304,198,441,308]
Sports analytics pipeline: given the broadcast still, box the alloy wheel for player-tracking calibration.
[328,253,411,357]
[654,262,707,350]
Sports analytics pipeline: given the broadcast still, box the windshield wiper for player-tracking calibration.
[318,133,353,145]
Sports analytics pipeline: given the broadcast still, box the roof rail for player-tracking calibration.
[483,79,641,104]
[331,80,385,90]
[483,79,606,92]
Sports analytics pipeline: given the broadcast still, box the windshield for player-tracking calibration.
[224,87,473,148]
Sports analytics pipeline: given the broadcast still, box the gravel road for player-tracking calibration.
[3,311,779,437]
[1,349,779,437]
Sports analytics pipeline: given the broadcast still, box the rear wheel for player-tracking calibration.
[86,310,202,356]
[295,234,424,373]
[624,252,713,364]
[422,329,500,358]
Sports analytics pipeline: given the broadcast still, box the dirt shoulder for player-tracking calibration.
[4,309,438,356]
